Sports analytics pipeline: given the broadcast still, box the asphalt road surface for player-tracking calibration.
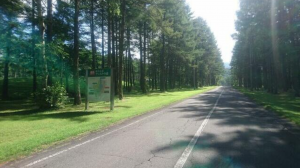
[3,87,300,168]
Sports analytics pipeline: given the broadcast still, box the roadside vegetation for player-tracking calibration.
[231,1,300,127]
[0,81,216,162]
[236,87,300,126]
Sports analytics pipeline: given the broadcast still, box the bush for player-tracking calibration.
[35,83,68,109]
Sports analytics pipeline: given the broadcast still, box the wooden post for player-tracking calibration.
[110,68,114,111]
[85,69,89,110]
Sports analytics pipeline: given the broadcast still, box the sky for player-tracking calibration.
[185,0,240,64]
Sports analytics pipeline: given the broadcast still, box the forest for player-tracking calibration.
[231,0,300,96]
[0,0,224,105]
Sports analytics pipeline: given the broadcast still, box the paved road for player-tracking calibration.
[3,87,300,168]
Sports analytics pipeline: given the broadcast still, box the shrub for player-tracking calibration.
[35,83,68,109]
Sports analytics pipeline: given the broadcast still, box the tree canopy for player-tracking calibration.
[0,0,224,102]
[231,0,300,96]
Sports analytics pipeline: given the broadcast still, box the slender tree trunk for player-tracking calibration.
[37,0,48,88]
[101,4,105,68]
[112,16,115,69]
[2,28,11,100]
[107,1,112,67]
[130,43,134,88]
[155,68,158,90]
[160,33,165,92]
[115,19,119,95]
[3,54,9,100]
[129,53,133,90]
[60,56,63,85]
[249,37,253,90]
[118,0,125,100]
[65,71,69,93]
[47,0,53,86]
[73,0,81,105]
[139,22,144,92]
[32,0,37,93]
[112,15,118,95]
[142,22,147,93]
[131,58,135,87]
[127,27,131,91]
[271,0,280,94]
[165,40,169,90]
[46,0,53,43]
[124,29,128,91]
[147,33,151,88]
[124,46,127,91]
[90,0,96,70]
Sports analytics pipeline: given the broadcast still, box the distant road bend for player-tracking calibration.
[3,87,300,168]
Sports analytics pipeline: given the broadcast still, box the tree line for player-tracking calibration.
[231,0,300,95]
[0,0,224,104]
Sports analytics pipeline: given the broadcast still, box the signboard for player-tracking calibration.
[87,69,111,102]
[88,69,111,77]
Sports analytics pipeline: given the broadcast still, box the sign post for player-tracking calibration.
[85,69,114,111]
[85,69,89,110]
[110,69,114,111]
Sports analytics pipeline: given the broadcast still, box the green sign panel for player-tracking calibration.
[88,69,111,77]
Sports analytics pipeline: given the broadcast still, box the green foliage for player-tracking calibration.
[0,0,224,101]
[35,83,68,109]
[220,68,232,86]
[231,0,300,95]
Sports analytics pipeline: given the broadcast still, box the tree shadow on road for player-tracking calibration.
[150,88,300,168]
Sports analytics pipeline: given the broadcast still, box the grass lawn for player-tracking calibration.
[0,86,217,163]
[236,87,300,126]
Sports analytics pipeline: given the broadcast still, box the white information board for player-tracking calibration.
[87,69,111,102]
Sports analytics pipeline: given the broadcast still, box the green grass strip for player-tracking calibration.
[0,86,217,163]
[235,87,300,126]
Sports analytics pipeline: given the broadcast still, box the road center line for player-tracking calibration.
[174,90,224,168]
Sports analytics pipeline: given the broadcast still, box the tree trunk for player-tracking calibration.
[139,22,144,92]
[3,56,9,100]
[60,56,63,85]
[142,21,147,93]
[115,19,119,95]
[65,72,69,93]
[107,1,112,67]
[127,27,131,92]
[112,15,118,95]
[73,0,81,105]
[37,0,48,88]
[2,29,11,100]
[32,0,37,93]
[160,33,165,92]
[101,4,105,68]
[47,0,53,86]
[118,0,125,100]
[90,0,96,70]
[46,0,53,43]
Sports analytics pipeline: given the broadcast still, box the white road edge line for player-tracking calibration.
[22,88,219,168]
[174,89,224,168]
[22,111,162,168]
